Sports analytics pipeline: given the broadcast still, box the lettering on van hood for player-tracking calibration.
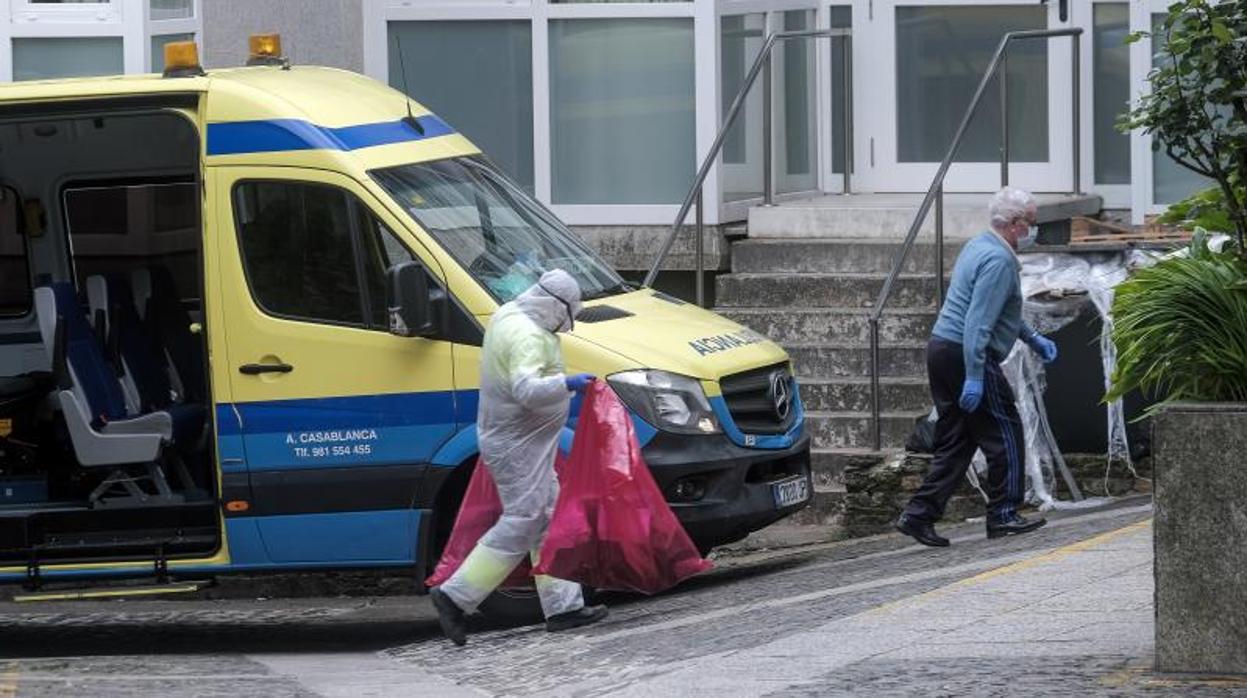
[689,330,768,357]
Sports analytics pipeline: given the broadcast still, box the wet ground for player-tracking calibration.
[1,495,1239,696]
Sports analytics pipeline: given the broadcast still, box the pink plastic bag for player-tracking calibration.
[534,381,712,594]
[424,458,536,589]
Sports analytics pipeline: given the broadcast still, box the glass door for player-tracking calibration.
[861,0,1075,193]
[1129,0,1211,221]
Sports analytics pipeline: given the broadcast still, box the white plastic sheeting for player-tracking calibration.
[965,249,1159,511]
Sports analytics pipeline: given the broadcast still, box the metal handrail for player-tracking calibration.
[644,27,853,302]
[866,27,1083,450]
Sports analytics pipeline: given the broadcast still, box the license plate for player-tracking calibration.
[772,476,810,509]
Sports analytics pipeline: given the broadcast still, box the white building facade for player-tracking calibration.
[0,0,1205,228]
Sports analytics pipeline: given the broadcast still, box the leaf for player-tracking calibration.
[1125,31,1150,45]
[1212,21,1232,44]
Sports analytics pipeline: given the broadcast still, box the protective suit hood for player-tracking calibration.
[515,269,583,333]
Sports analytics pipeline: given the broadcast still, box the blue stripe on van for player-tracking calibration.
[217,391,465,471]
[206,115,454,155]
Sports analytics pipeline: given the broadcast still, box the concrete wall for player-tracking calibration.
[201,0,362,72]
[1153,403,1247,675]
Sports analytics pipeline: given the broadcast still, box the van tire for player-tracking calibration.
[477,584,596,627]
[478,587,544,626]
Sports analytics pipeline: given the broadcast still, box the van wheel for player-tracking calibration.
[477,587,544,626]
[476,584,596,627]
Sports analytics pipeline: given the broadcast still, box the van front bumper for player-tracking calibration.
[642,430,812,551]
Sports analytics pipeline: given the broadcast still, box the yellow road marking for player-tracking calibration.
[0,668,18,698]
[868,518,1153,616]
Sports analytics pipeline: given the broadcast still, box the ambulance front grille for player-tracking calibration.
[719,362,797,436]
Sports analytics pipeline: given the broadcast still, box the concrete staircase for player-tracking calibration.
[717,238,955,526]
[715,193,1102,529]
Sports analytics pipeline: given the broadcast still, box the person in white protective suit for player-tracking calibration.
[431,269,608,646]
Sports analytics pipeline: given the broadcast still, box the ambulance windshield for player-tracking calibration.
[371,157,629,303]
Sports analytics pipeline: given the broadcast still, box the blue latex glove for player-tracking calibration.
[565,373,595,393]
[959,378,984,412]
[1026,332,1059,364]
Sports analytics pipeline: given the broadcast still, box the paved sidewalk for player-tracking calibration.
[605,519,1242,696]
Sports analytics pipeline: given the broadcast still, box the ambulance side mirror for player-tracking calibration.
[387,260,442,338]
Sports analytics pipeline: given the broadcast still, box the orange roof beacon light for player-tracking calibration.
[247,33,288,68]
[162,40,205,78]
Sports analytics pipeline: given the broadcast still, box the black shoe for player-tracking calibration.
[895,514,950,547]
[546,605,608,633]
[987,513,1047,539]
[430,587,468,646]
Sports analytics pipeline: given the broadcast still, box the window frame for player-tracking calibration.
[230,178,422,334]
[0,187,34,320]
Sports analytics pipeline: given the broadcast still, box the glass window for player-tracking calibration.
[372,157,626,303]
[153,183,197,233]
[550,18,695,204]
[233,182,364,327]
[150,0,192,20]
[64,187,129,236]
[13,38,124,82]
[388,21,534,193]
[357,213,414,329]
[720,13,765,202]
[1151,12,1210,205]
[64,181,200,298]
[1093,4,1130,185]
[0,191,31,318]
[896,6,1047,163]
[830,5,852,176]
[778,10,817,194]
[151,33,194,73]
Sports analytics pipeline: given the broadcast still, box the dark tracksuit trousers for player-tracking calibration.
[903,336,1026,525]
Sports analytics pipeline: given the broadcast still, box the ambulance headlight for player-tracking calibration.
[607,370,721,435]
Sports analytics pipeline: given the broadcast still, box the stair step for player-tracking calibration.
[786,343,927,379]
[799,377,930,413]
[806,410,924,450]
[745,192,1102,239]
[732,238,963,275]
[717,273,941,309]
[811,448,903,489]
[721,307,936,344]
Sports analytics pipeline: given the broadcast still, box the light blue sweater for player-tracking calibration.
[931,232,1035,381]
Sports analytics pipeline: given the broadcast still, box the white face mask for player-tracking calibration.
[1019,224,1039,249]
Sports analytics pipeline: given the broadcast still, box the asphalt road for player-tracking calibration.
[1,495,1229,697]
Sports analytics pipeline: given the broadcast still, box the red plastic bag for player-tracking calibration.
[534,381,713,594]
[424,459,535,589]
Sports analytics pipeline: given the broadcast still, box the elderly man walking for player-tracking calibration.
[895,187,1059,547]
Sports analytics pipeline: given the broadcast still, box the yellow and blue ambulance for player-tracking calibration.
[0,38,809,607]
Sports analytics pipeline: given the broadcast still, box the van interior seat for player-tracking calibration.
[34,283,184,505]
[85,275,204,446]
[133,266,205,405]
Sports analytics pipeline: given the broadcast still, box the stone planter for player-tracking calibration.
[1153,403,1247,675]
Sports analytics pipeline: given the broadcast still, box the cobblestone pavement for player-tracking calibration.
[0,495,1241,696]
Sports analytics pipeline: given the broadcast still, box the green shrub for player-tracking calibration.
[1107,232,1247,410]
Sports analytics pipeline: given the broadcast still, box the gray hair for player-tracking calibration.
[988,187,1036,231]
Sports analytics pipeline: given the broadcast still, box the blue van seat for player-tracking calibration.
[134,266,206,404]
[34,283,184,506]
[49,282,128,428]
[88,275,205,445]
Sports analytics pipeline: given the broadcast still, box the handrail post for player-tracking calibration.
[999,51,1009,187]
[869,318,881,452]
[935,183,945,307]
[762,48,774,206]
[1071,34,1081,195]
[695,188,705,308]
[842,35,853,195]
